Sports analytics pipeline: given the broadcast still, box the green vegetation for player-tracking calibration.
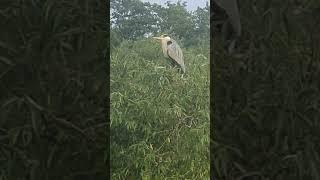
[111,0,209,46]
[110,0,210,179]
[111,38,209,178]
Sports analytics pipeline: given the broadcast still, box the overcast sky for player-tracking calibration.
[141,0,209,11]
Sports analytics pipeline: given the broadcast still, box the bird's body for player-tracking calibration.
[153,34,186,73]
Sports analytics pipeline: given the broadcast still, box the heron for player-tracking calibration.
[153,34,186,73]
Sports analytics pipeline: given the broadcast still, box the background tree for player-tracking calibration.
[188,3,210,47]
[111,0,159,40]
[157,1,194,40]
[111,0,209,47]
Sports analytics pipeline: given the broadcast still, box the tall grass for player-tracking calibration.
[110,39,210,179]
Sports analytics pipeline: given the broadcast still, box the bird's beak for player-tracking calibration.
[152,37,163,40]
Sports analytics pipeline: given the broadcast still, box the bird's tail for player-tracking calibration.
[170,59,185,74]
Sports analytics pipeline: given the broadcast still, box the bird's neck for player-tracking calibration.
[161,40,168,58]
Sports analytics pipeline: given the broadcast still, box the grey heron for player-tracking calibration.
[153,34,186,73]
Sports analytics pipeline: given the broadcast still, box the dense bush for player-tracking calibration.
[110,39,210,179]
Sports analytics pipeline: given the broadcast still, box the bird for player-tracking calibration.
[153,34,186,73]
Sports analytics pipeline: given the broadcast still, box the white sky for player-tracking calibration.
[141,0,209,11]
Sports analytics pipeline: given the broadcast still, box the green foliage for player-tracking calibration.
[111,0,210,47]
[160,1,195,39]
[110,39,210,179]
[192,4,210,37]
[111,0,159,40]
[111,28,124,50]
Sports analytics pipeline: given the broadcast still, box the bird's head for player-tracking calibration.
[153,34,171,41]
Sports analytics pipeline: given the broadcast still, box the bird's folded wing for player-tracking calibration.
[167,41,185,68]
